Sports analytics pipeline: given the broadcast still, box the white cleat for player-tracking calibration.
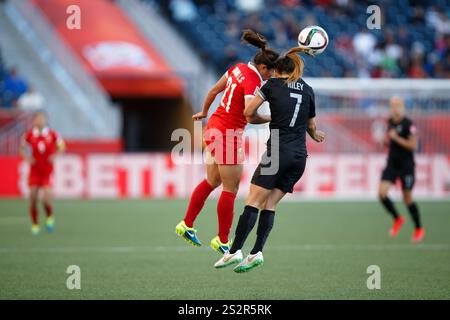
[233,251,264,273]
[214,250,244,269]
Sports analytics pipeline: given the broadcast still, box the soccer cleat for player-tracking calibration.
[411,228,425,243]
[389,215,405,238]
[31,224,41,236]
[45,217,55,233]
[175,221,202,247]
[214,250,243,269]
[210,236,231,254]
[234,251,264,273]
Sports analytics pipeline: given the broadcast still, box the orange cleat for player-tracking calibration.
[411,228,425,243]
[389,215,405,238]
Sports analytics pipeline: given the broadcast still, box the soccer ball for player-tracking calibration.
[297,26,329,56]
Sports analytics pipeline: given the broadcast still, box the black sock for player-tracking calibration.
[380,197,399,219]
[250,210,275,255]
[407,202,422,228]
[229,205,259,254]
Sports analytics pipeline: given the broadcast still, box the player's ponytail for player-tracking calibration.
[241,29,268,50]
[276,47,308,83]
[241,29,279,69]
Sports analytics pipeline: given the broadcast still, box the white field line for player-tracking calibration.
[0,244,449,254]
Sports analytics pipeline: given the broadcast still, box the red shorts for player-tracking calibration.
[28,168,53,187]
[204,120,244,165]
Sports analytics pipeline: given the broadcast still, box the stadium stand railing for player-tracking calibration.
[0,109,32,155]
[304,78,450,154]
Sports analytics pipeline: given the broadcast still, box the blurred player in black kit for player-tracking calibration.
[379,96,424,243]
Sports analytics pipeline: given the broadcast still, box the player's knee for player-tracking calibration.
[264,204,277,211]
[223,185,239,194]
[29,193,38,204]
[378,190,387,200]
[206,177,221,189]
[221,179,240,194]
[245,194,266,209]
[246,200,265,210]
[402,193,413,205]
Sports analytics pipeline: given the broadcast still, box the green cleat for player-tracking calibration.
[31,224,41,236]
[45,217,55,233]
[210,236,231,254]
[175,221,202,247]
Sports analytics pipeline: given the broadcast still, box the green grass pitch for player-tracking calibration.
[0,199,449,299]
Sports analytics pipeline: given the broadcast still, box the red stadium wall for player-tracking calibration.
[31,0,183,98]
[64,139,123,155]
[0,154,449,199]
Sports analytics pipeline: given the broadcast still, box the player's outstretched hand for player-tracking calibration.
[314,130,325,143]
[192,112,207,121]
[26,157,35,165]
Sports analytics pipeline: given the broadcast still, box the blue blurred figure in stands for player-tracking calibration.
[2,67,28,108]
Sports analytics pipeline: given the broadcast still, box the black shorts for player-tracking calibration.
[381,164,415,190]
[251,150,306,193]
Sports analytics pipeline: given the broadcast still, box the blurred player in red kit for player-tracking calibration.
[175,30,280,253]
[20,111,65,235]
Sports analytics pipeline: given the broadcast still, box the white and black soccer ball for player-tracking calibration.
[297,25,329,56]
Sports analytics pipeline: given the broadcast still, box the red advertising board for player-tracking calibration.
[1,154,449,199]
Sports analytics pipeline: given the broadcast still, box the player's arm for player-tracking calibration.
[193,73,228,120]
[307,117,325,143]
[56,136,66,153]
[244,95,271,124]
[19,135,34,164]
[388,129,417,151]
[48,134,66,163]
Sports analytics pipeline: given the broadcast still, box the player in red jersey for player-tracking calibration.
[175,30,280,254]
[20,111,65,235]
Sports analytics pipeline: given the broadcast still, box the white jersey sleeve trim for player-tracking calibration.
[255,87,266,100]
[247,62,263,82]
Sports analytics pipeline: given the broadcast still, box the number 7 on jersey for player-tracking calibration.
[289,93,302,127]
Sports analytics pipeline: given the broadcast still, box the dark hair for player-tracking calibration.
[275,47,309,83]
[241,29,279,69]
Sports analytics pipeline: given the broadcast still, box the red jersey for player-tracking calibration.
[23,127,63,173]
[209,62,263,132]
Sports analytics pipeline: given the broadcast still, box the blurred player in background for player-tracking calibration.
[20,111,65,235]
[214,47,325,272]
[175,30,280,254]
[379,96,424,243]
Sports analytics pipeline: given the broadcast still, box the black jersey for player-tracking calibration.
[386,117,416,168]
[256,77,316,156]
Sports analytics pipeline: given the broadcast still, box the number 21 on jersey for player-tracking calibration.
[221,77,237,113]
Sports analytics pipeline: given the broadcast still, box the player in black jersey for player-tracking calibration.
[214,47,325,272]
[379,96,424,243]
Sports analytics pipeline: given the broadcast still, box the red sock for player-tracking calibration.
[44,203,53,218]
[184,179,215,227]
[217,191,236,243]
[30,204,38,225]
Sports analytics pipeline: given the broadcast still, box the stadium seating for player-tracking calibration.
[151,0,450,78]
